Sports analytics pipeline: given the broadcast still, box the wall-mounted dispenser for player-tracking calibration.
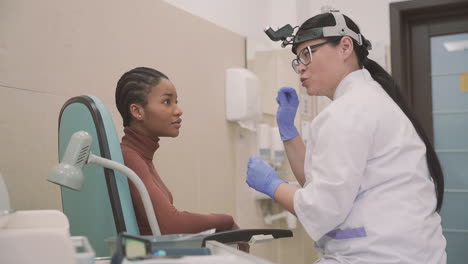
[270,127,285,168]
[225,68,262,130]
[251,125,298,229]
[255,124,284,168]
[264,210,297,230]
[254,181,301,230]
[257,123,271,161]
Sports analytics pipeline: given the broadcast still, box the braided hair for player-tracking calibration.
[115,67,168,126]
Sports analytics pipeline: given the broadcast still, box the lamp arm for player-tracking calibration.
[87,154,161,236]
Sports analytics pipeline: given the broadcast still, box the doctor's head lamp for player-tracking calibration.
[264,10,373,57]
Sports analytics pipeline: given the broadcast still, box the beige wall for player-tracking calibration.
[0,0,244,213]
[0,0,320,263]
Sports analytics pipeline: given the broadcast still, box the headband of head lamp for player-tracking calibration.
[264,10,372,54]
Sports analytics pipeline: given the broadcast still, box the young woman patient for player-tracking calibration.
[115,67,244,238]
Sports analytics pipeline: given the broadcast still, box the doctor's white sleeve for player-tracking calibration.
[293,107,374,241]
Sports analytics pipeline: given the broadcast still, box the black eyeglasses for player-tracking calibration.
[291,39,337,73]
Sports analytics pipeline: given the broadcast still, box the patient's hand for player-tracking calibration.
[232,222,250,253]
[237,242,250,253]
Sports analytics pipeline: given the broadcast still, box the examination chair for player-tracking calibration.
[57,95,292,258]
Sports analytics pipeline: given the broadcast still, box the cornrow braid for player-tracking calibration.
[115,67,169,126]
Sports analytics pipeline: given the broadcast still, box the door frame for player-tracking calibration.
[390,0,468,142]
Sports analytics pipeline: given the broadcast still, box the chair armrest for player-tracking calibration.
[201,228,293,246]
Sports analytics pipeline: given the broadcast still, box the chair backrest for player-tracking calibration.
[58,95,139,257]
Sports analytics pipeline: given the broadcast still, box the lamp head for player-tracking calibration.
[48,131,92,191]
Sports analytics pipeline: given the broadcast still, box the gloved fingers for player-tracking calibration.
[276,87,299,106]
[246,156,258,187]
[279,86,296,94]
[246,156,269,188]
[247,156,260,167]
[248,155,261,162]
[276,87,293,104]
[247,156,263,174]
[287,89,299,103]
[250,156,270,167]
[246,156,283,199]
[276,89,288,104]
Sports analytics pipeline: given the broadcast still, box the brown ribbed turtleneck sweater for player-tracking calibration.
[121,127,234,235]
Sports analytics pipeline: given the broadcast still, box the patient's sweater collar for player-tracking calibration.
[122,127,160,160]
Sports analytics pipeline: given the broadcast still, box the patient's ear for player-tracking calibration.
[129,104,144,121]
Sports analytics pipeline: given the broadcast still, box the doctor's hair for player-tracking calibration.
[115,67,169,127]
[296,13,444,212]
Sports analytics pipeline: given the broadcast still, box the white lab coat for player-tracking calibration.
[294,69,447,263]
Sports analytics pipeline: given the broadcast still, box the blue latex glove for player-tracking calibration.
[276,87,299,141]
[246,156,287,200]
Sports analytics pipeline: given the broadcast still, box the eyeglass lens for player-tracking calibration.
[292,47,313,73]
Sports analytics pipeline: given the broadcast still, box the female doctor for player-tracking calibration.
[246,11,447,263]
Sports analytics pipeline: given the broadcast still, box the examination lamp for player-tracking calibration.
[264,24,295,48]
[48,131,161,235]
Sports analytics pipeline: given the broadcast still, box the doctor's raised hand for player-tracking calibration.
[276,87,299,141]
[246,156,287,200]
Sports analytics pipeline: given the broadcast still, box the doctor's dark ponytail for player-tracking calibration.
[361,58,444,212]
[298,14,444,212]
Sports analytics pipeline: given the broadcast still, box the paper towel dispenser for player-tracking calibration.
[225,68,262,121]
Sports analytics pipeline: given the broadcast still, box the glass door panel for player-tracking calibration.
[431,32,468,263]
